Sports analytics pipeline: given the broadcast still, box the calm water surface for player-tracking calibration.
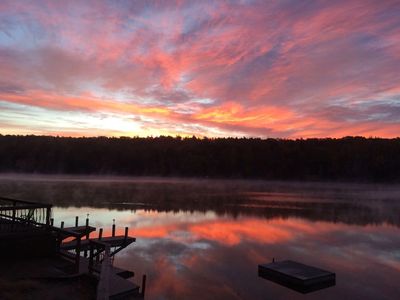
[1,176,399,299]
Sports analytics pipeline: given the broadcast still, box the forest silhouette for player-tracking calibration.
[0,135,399,182]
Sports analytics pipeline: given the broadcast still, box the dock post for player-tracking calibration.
[124,227,128,241]
[112,219,115,237]
[75,216,79,227]
[61,221,64,228]
[85,214,90,238]
[75,236,81,273]
[96,230,103,262]
[84,214,90,257]
[50,218,54,226]
[46,206,51,227]
[11,201,16,230]
[56,231,61,253]
[89,242,94,274]
[141,274,147,297]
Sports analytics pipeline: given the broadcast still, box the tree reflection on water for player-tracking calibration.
[1,176,399,299]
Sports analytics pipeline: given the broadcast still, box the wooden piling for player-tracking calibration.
[61,221,64,228]
[75,216,79,227]
[98,228,103,240]
[141,274,147,297]
[84,217,90,257]
[46,206,51,226]
[85,215,90,239]
[112,224,116,237]
[11,201,16,230]
[124,227,128,240]
[89,242,94,274]
[75,237,81,273]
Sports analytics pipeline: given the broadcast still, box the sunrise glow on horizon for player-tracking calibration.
[0,1,399,138]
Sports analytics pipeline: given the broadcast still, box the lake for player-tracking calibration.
[0,175,399,299]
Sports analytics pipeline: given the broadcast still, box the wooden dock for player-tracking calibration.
[109,271,141,299]
[96,245,141,300]
[258,260,335,293]
[61,225,96,236]
[61,236,135,251]
[0,196,146,299]
[58,217,145,299]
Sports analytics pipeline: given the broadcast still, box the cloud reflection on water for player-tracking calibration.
[1,176,400,299]
[52,206,400,300]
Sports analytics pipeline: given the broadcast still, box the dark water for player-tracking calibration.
[1,175,400,299]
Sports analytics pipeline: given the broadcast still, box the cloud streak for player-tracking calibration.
[0,0,399,137]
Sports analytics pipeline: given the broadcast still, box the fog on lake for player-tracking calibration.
[1,175,399,300]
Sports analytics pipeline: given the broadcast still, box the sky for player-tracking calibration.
[0,0,399,138]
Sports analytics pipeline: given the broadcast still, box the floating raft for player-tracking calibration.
[258,260,335,293]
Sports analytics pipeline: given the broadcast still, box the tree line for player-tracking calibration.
[0,135,399,182]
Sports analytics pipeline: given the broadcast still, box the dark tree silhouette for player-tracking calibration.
[0,135,399,182]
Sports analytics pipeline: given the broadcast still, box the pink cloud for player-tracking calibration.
[0,0,399,137]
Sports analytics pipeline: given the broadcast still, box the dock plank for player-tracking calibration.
[109,272,140,299]
[113,266,135,279]
[63,226,96,234]
[61,236,135,251]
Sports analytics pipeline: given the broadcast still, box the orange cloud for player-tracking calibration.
[188,219,294,246]
[0,0,399,138]
[193,102,296,127]
[0,90,172,117]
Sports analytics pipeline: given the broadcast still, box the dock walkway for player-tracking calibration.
[61,236,135,251]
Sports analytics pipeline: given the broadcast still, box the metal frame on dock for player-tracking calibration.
[0,196,52,231]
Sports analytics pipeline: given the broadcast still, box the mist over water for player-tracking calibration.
[1,175,399,299]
